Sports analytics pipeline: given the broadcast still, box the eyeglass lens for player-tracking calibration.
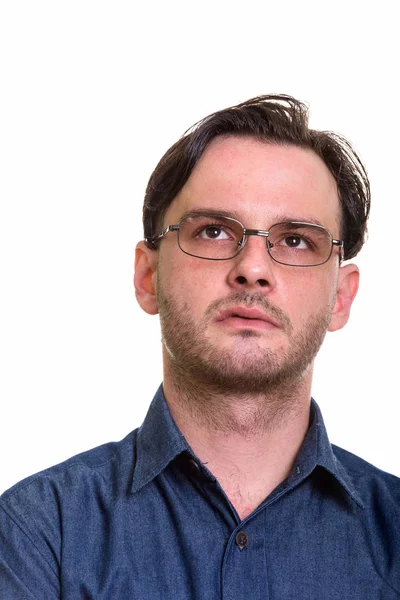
[177,215,333,266]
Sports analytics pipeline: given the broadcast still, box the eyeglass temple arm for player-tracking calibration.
[333,239,345,263]
[145,225,179,249]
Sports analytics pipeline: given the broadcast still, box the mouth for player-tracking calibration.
[214,306,279,330]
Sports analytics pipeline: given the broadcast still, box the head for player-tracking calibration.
[142,94,370,261]
[135,95,370,395]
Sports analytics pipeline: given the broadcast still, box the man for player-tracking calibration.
[1,95,399,598]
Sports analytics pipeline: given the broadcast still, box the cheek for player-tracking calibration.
[280,269,336,322]
[159,252,222,306]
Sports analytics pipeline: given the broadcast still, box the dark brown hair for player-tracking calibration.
[143,94,370,260]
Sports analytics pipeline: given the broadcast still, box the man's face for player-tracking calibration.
[151,136,349,393]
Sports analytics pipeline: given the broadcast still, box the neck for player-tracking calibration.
[163,357,313,520]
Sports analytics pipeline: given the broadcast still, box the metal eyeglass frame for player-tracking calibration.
[145,214,345,267]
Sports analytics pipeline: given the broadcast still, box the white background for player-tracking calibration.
[1,1,399,494]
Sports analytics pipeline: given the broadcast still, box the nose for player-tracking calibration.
[226,235,277,290]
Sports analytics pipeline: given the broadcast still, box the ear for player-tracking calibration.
[134,241,159,315]
[328,263,360,332]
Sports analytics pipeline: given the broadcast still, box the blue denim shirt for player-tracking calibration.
[1,385,400,599]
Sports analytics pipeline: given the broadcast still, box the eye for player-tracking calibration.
[281,235,310,249]
[183,215,242,246]
[197,225,232,240]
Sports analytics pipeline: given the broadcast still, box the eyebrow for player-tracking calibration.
[178,208,328,229]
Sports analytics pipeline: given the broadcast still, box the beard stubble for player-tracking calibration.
[157,281,334,396]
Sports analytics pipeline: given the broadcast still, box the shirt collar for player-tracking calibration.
[287,398,365,509]
[131,386,365,509]
[131,384,189,493]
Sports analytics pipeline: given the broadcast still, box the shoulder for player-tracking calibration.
[332,444,400,493]
[332,444,400,526]
[0,429,138,562]
[0,431,139,595]
[2,428,138,502]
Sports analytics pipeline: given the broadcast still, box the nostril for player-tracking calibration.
[236,276,247,284]
[258,279,268,287]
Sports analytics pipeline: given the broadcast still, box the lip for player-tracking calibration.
[214,306,279,330]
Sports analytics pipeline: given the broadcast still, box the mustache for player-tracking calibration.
[204,291,293,333]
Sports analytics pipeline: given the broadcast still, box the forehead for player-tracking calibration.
[165,136,341,235]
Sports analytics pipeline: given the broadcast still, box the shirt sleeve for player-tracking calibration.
[0,499,60,599]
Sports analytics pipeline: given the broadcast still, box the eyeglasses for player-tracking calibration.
[146,213,344,267]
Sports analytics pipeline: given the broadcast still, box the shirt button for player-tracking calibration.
[235,531,248,549]
[188,459,201,473]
